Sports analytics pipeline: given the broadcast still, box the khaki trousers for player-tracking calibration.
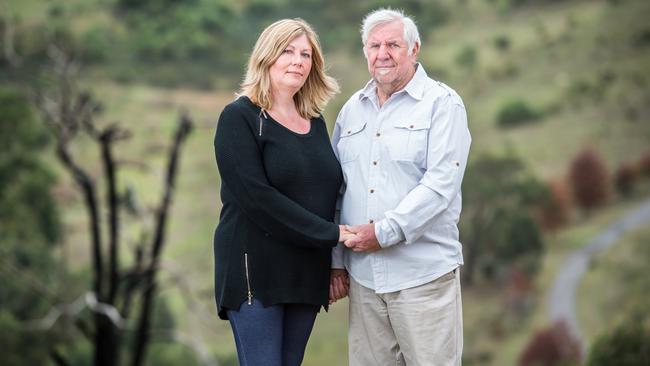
[348,269,463,366]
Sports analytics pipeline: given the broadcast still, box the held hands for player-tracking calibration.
[338,225,356,242]
[329,224,381,304]
[329,268,349,304]
[342,224,381,253]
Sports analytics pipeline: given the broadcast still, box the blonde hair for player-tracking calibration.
[239,18,339,119]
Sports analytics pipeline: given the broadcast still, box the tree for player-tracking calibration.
[33,48,194,366]
[535,178,573,232]
[518,321,582,366]
[0,87,65,365]
[568,147,610,211]
[460,152,548,285]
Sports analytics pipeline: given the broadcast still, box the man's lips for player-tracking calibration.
[375,66,394,76]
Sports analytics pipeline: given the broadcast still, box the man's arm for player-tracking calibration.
[346,97,471,251]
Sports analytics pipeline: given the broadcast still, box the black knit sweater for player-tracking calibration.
[213,96,342,320]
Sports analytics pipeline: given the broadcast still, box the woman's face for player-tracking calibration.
[269,34,313,94]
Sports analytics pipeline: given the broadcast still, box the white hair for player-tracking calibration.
[361,8,421,56]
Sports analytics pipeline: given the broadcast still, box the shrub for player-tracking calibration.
[568,147,611,211]
[460,153,547,284]
[638,150,650,177]
[455,45,478,69]
[535,178,573,232]
[493,34,511,52]
[614,162,639,197]
[588,314,650,366]
[496,98,542,127]
[518,321,582,366]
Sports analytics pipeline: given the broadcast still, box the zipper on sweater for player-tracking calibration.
[258,109,267,136]
[244,253,253,305]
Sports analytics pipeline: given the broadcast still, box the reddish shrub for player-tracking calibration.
[614,162,639,196]
[638,150,650,177]
[536,178,573,232]
[518,321,582,366]
[568,147,611,211]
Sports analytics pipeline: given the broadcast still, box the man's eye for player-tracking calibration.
[369,44,379,49]
[389,43,399,48]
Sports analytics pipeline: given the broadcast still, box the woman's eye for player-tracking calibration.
[302,53,311,59]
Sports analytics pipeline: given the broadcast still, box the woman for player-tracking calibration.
[213,19,349,366]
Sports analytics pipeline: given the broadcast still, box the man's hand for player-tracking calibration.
[344,224,381,252]
[329,268,349,304]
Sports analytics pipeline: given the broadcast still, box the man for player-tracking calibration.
[330,8,471,366]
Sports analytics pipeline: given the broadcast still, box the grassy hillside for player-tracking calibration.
[6,0,650,364]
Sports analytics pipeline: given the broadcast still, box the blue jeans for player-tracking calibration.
[226,299,319,366]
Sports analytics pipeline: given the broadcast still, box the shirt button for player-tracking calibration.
[369,189,375,193]
[346,130,351,134]
[409,124,414,129]
[369,219,374,224]
[375,132,381,137]
[372,161,378,165]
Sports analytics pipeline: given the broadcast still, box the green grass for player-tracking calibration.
[577,211,650,352]
[12,0,650,364]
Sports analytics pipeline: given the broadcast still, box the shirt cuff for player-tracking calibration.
[375,219,405,248]
[331,243,345,269]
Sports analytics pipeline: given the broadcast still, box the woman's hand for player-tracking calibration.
[329,268,350,304]
[339,225,355,242]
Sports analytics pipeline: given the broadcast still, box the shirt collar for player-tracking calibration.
[359,63,427,102]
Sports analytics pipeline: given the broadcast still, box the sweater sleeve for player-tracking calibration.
[214,103,339,249]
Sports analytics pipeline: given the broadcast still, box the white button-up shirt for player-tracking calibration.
[332,64,471,293]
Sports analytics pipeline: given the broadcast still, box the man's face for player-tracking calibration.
[365,20,419,93]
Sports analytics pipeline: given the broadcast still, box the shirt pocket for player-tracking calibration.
[336,121,367,164]
[386,119,431,163]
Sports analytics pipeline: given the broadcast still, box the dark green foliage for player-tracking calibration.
[493,34,511,52]
[614,162,639,197]
[588,314,650,366]
[455,45,478,69]
[80,26,117,63]
[460,153,549,283]
[0,88,59,244]
[0,88,63,365]
[4,0,452,89]
[496,98,542,127]
[115,0,199,14]
[632,27,650,47]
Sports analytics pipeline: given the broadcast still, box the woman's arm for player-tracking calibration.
[215,103,340,249]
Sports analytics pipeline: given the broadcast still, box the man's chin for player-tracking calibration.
[374,74,395,84]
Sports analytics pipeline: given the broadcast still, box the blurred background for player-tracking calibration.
[1,0,649,365]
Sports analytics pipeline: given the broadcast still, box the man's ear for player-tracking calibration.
[411,42,420,57]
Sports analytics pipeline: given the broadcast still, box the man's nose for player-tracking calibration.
[377,43,390,59]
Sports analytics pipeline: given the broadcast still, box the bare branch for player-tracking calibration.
[99,126,130,304]
[26,292,127,331]
[132,112,193,366]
